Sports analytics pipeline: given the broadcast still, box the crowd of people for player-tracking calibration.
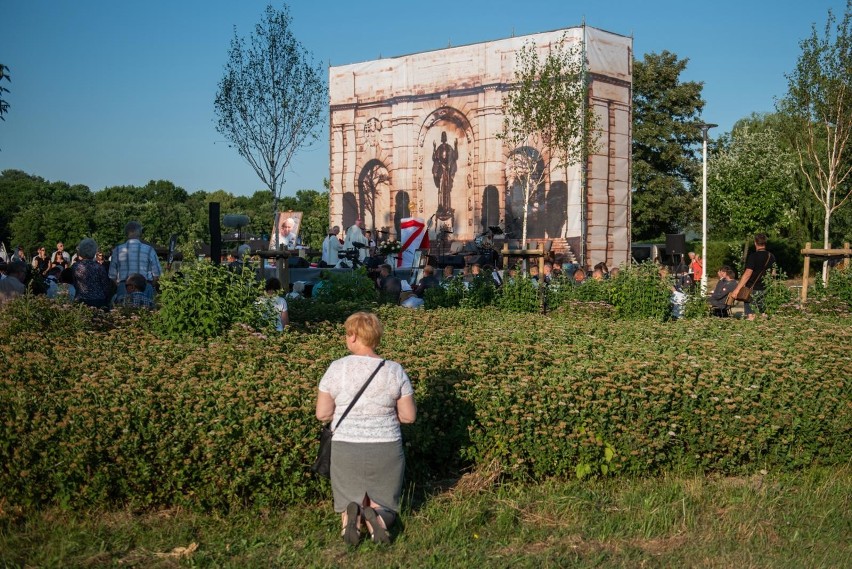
[3,219,777,324]
[0,221,162,309]
[361,232,777,320]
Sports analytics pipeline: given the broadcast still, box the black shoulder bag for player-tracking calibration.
[311,359,386,478]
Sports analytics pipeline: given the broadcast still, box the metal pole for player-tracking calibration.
[697,122,716,295]
[701,133,708,295]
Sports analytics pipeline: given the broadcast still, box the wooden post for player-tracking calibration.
[801,242,811,304]
[278,244,290,294]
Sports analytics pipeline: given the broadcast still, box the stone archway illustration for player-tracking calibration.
[357,159,391,231]
[416,106,475,238]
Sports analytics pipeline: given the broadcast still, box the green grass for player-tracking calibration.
[2,464,849,568]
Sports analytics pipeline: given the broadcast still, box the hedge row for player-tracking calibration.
[1,298,850,513]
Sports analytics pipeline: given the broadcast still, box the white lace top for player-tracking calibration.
[319,355,414,443]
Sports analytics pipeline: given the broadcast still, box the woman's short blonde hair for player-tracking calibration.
[344,312,383,349]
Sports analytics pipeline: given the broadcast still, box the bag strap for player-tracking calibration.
[750,252,773,285]
[332,359,385,432]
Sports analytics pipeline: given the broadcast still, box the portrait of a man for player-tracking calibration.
[269,211,303,250]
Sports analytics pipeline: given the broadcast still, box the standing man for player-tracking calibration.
[730,233,775,320]
[321,226,341,267]
[51,242,71,268]
[344,219,368,263]
[109,221,162,302]
[364,230,377,256]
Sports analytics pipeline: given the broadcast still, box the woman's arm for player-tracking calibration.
[316,390,335,422]
[396,394,417,424]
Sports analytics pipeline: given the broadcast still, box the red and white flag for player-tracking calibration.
[398,217,430,268]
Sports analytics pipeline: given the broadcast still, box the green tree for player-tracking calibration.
[632,51,705,241]
[778,0,852,282]
[10,198,94,254]
[0,170,44,247]
[94,180,193,251]
[708,123,796,260]
[214,3,327,248]
[499,34,596,248]
[2,173,94,253]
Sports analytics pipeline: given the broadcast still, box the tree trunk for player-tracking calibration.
[522,176,532,250]
[742,237,749,268]
[822,196,831,286]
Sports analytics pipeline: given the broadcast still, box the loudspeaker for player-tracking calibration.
[209,202,221,265]
[665,233,687,257]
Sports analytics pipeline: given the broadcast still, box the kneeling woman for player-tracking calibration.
[315,312,416,545]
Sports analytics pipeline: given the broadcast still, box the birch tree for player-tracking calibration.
[778,0,852,282]
[214,4,326,248]
[499,34,597,249]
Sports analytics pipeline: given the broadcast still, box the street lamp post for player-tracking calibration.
[697,122,717,295]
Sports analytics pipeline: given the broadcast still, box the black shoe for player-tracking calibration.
[362,506,390,544]
[343,502,360,546]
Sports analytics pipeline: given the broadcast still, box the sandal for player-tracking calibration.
[362,506,390,544]
[343,502,361,546]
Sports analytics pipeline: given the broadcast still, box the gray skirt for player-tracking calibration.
[331,439,405,514]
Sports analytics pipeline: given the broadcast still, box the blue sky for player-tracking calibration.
[0,0,844,197]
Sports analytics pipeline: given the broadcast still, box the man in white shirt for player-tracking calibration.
[344,219,368,263]
[270,215,298,250]
[321,226,342,267]
[51,242,71,268]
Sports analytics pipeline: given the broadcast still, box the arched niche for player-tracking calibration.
[357,159,391,231]
[505,146,546,239]
[393,190,411,238]
[481,185,500,234]
[545,181,568,238]
[416,106,475,237]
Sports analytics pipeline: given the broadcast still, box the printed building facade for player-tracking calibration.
[328,25,631,267]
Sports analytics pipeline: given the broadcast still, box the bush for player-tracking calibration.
[423,276,466,309]
[154,262,271,339]
[546,276,610,309]
[311,267,377,304]
[826,263,852,308]
[608,263,672,320]
[0,294,112,338]
[288,296,377,325]
[497,275,540,313]
[3,300,849,514]
[762,265,795,315]
[681,292,710,319]
[459,273,497,309]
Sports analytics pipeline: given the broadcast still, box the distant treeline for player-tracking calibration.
[0,170,330,257]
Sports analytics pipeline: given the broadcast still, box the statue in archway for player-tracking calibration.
[432,131,458,218]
